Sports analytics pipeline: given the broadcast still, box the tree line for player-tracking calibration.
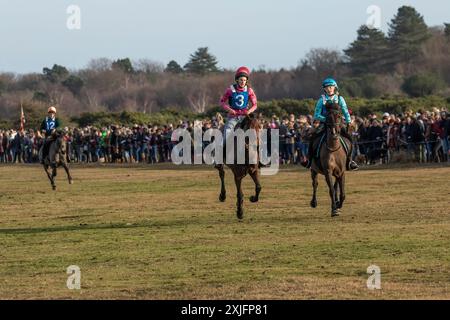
[0,5,449,127]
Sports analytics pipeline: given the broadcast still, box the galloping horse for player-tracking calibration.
[215,114,262,220]
[41,130,73,190]
[310,102,350,217]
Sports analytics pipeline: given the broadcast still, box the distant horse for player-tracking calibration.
[310,103,350,217]
[41,130,73,190]
[215,114,262,220]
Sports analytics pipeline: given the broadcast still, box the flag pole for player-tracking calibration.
[19,100,25,133]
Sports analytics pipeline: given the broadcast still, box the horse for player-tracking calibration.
[215,114,262,220]
[309,103,350,217]
[41,130,73,190]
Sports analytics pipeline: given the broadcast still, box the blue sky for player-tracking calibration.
[0,0,449,73]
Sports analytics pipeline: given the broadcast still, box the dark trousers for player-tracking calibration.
[41,136,55,160]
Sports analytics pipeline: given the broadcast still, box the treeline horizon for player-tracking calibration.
[1,5,450,126]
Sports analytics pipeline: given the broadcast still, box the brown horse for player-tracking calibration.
[41,130,73,190]
[310,103,349,217]
[215,114,262,220]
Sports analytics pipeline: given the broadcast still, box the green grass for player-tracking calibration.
[0,163,449,299]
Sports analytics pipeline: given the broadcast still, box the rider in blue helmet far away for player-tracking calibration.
[301,78,359,171]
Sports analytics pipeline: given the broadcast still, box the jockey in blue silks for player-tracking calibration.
[302,78,359,170]
[39,106,61,164]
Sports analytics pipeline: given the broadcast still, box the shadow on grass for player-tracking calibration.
[0,210,342,235]
[0,220,190,235]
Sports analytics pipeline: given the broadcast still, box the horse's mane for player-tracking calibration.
[237,114,260,131]
[326,101,341,112]
[52,131,66,151]
[325,102,343,127]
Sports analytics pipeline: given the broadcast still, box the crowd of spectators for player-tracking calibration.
[1,108,449,165]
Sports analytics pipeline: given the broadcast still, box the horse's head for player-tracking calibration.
[54,130,67,154]
[325,102,342,138]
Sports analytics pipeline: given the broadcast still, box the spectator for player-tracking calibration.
[410,115,426,163]
[439,111,450,162]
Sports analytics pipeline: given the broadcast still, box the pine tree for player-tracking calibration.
[445,23,450,39]
[112,58,134,74]
[344,25,390,74]
[43,64,69,83]
[388,6,430,64]
[184,47,219,75]
[165,60,183,74]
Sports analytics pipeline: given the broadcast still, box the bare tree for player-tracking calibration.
[188,89,208,113]
[303,48,344,79]
[86,58,112,71]
[134,59,164,74]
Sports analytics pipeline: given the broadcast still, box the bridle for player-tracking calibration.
[325,108,342,152]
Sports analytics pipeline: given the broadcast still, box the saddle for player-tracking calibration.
[40,130,65,164]
[312,131,350,160]
[221,115,260,166]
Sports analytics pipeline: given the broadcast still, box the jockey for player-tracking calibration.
[220,66,258,146]
[301,78,359,170]
[39,106,61,164]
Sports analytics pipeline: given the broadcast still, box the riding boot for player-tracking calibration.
[301,139,314,168]
[40,140,49,164]
[340,127,359,171]
[39,147,44,164]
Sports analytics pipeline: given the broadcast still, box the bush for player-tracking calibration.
[72,109,198,128]
[401,73,445,97]
[341,75,383,98]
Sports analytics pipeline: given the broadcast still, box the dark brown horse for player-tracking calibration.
[42,130,73,190]
[215,114,262,220]
[310,103,349,217]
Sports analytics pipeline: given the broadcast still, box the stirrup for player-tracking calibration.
[301,159,311,168]
[258,161,269,168]
[348,161,359,171]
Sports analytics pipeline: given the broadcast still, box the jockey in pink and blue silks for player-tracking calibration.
[302,78,359,171]
[220,66,258,145]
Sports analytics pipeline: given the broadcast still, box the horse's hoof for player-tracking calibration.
[331,210,340,217]
[52,186,57,191]
[219,194,226,202]
[249,195,258,203]
[310,199,317,208]
[336,202,342,209]
[236,209,244,220]
[69,180,73,185]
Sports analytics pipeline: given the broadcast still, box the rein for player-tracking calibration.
[326,109,342,152]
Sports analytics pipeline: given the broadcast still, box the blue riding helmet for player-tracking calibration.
[322,78,338,89]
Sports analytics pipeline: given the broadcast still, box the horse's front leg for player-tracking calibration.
[249,167,261,203]
[310,170,318,208]
[234,173,245,219]
[333,179,339,209]
[216,164,226,202]
[324,171,339,217]
[44,164,56,190]
[62,162,73,185]
[337,174,345,209]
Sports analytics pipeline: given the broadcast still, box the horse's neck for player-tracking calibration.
[51,138,63,152]
[326,131,340,150]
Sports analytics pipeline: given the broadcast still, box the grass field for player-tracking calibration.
[0,163,449,299]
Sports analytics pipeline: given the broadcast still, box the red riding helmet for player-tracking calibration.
[235,66,250,80]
